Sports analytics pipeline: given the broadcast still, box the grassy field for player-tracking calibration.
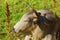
[0,0,60,40]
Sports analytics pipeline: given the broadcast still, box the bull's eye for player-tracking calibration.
[24,17,33,22]
[24,20,28,22]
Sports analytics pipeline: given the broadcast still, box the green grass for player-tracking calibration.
[0,0,60,40]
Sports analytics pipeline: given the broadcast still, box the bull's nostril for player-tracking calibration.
[19,30,22,32]
[10,28,16,33]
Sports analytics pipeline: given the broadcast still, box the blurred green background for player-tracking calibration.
[0,0,60,40]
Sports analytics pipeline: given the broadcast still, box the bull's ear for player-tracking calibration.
[33,12,41,18]
[31,9,41,17]
[25,2,40,17]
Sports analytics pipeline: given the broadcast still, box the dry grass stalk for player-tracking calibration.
[53,0,56,8]
[6,2,10,40]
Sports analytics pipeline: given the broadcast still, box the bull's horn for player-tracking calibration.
[25,2,40,17]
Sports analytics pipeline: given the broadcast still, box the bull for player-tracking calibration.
[13,9,58,40]
[13,3,58,40]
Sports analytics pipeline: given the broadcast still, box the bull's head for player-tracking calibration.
[13,9,57,33]
[13,3,57,34]
[13,5,41,33]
